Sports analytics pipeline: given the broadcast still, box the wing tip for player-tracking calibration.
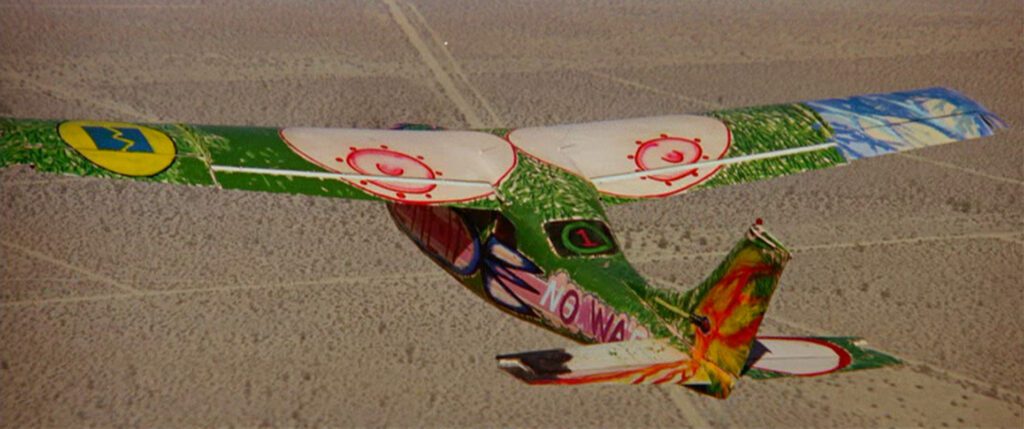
[805,87,1008,160]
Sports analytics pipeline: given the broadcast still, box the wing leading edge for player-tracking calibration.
[1,88,1004,207]
[0,119,507,209]
[589,87,1005,203]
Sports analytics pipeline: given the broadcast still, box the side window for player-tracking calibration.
[544,219,619,257]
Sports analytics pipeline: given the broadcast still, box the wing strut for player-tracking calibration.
[590,142,838,184]
[210,165,495,188]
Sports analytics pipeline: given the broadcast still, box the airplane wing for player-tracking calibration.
[504,87,1006,203]
[0,119,515,209]
[2,88,1003,207]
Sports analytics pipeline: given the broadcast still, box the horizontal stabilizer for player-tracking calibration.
[744,336,900,380]
[497,339,706,386]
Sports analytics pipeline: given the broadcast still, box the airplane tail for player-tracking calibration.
[671,220,790,396]
[497,222,900,398]
[688,222,791,373]
[497,222,789,397]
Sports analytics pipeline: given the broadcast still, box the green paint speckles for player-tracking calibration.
[699,103,844,189]
[198,124,501,208]
[0,118,500,208]
[498,154,604,221]
[213,172,378,201]
[490,153,681,341]
[0,118,214,185]
[594,103,846,205]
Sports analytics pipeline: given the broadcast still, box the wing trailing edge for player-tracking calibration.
[0,118,503,208]
[597,87,1006,204]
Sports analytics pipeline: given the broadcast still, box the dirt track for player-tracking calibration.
[1,1,1021,427]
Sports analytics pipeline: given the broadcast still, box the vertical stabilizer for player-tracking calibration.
[680,222,790,395]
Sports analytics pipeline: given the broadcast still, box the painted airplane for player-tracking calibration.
[0,87,1005,398]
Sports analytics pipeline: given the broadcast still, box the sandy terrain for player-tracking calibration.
[1,0,1022,427]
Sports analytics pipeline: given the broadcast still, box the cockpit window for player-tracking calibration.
[543,219,619,257]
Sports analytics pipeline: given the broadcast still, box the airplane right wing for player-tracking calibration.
[503,87,1006,204]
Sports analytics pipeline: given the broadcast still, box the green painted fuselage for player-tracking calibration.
[387,153,690,346]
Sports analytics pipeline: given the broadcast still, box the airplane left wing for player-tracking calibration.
[0,119,514,209]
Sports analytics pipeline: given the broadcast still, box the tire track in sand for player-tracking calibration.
[404,2,503,127]
[382,0,488,128]
[0,69,160,121]
[1,240,139,294]
[897,152,1024,186]
[0,271,449,308]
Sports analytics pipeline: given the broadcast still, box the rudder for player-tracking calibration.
[675,222,791,395]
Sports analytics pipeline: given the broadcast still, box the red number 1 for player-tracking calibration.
[574,228,599,247]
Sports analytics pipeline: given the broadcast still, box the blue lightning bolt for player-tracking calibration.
[108,127,137,151]
[82,126,154,153]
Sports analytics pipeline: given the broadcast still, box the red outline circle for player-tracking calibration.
[753,336,854,377]
[633,136,704,182]
[595,121,733,199]
[346,147,436,194]
[504,118,733,200]
[279,129,517,205]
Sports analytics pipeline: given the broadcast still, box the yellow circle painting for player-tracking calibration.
[58,120,176,177]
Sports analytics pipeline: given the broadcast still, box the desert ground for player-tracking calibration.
[1,0,1022,427]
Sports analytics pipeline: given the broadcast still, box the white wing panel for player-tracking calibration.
[281,128,516,204]
[752,338,848,376]
[508,115,731,198]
